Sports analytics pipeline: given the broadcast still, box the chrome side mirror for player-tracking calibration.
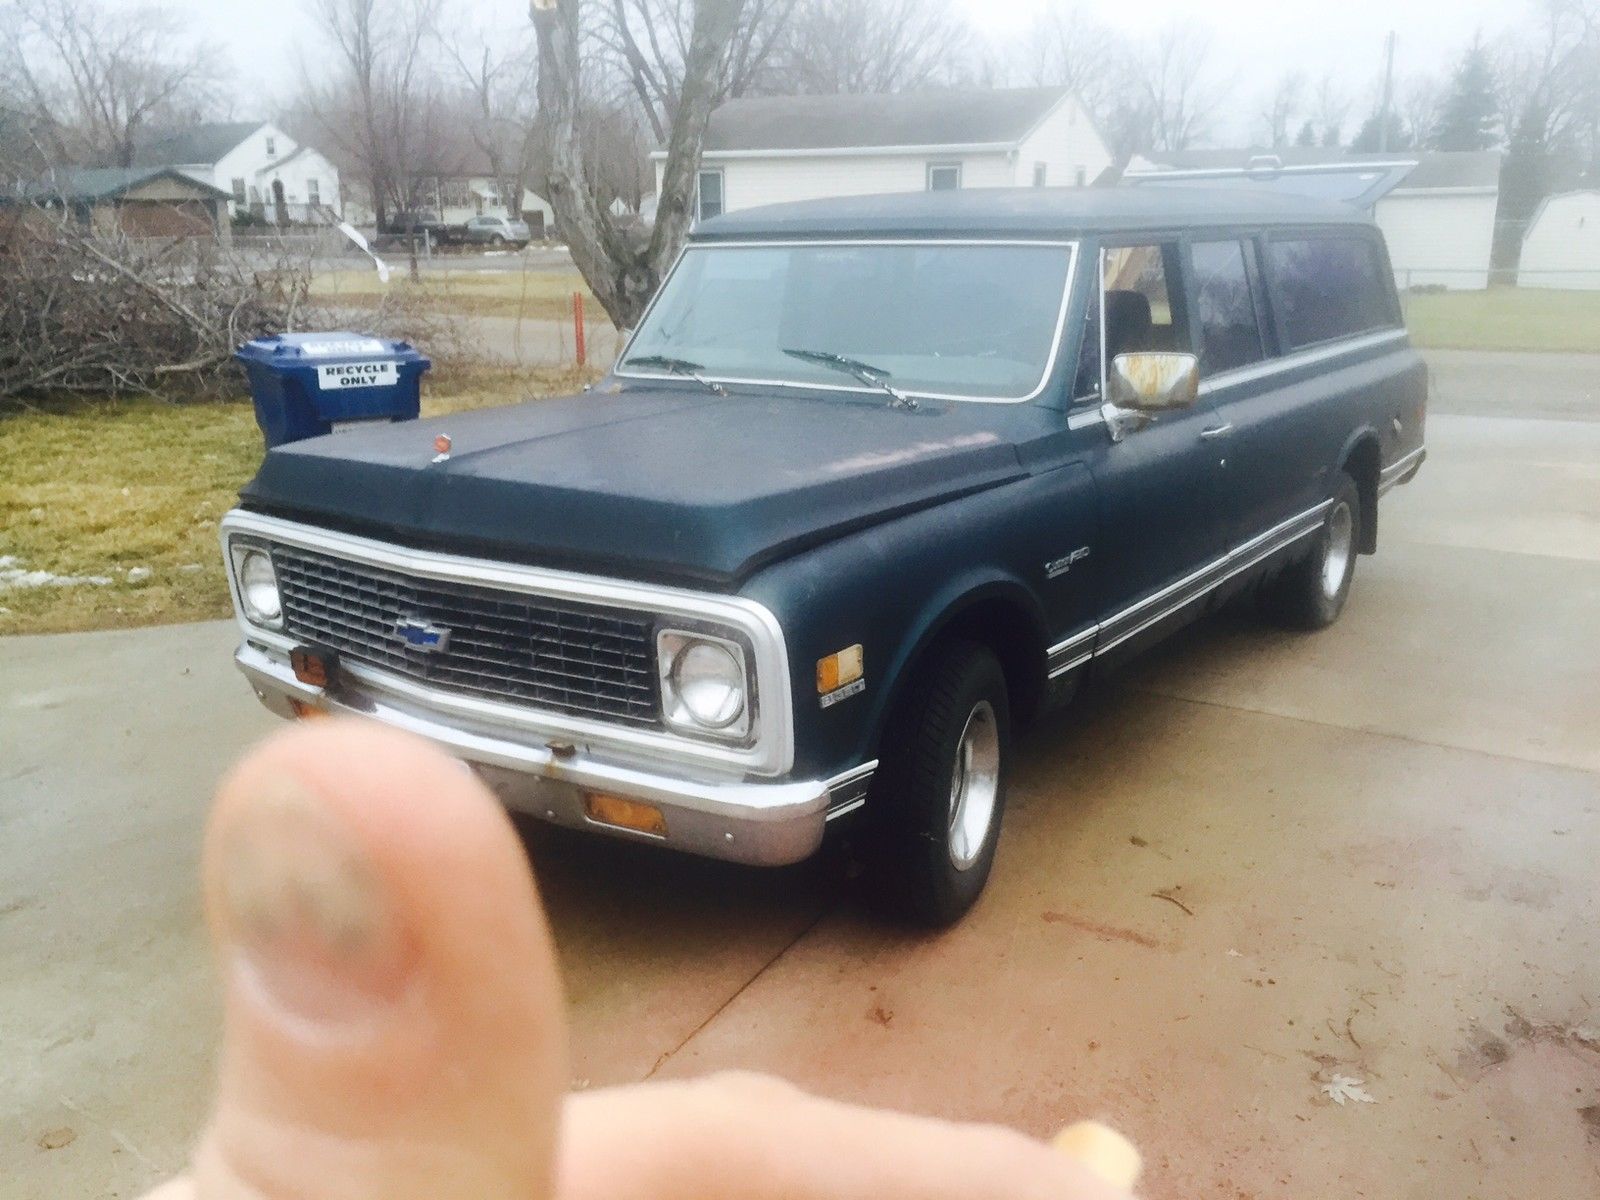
[1108,352,1200,412]
[1102,352,1201,442]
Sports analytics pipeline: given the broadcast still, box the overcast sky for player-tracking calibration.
[130,0,1533,143]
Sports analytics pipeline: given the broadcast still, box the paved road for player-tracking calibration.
[5,363,1600,1198]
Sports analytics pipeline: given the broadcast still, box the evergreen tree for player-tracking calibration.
[1351,112,1407,152]
[1295,120,1317,147]
[1321,124,1342,149]
[1429,38,1500,151]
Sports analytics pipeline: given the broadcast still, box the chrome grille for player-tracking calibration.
[271,544,662,728]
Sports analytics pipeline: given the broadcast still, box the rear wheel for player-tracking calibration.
[865,641,1010,926]
[1261,472,1360,629]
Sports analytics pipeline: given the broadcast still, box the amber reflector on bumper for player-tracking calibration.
[583,792,668,838]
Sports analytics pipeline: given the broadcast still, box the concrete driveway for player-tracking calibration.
[4,355,1599,1198]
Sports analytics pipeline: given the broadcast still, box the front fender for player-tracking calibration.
[742,464,1097,780]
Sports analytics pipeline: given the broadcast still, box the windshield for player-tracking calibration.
[619,241,1077,402]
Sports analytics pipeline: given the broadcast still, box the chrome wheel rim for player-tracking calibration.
[1321,501,1355,600]
[947,700,1001,872]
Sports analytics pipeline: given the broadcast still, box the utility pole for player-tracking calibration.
[1378,31,1397,154]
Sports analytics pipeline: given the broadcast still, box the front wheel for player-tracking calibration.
[865,641,1010,926]
[1261,472,1360,629]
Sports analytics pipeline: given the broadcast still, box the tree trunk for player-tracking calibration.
[531,0,743,330]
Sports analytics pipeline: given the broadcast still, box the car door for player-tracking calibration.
[1202,231,1401,549]
[1073,239,1230,657]
[1184,235,1288,548]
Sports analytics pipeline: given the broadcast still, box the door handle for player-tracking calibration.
[1199,423,1235,441]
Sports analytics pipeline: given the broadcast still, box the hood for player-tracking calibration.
[241,385,1035,587]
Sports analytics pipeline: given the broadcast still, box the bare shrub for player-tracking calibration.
[0,213,471,406]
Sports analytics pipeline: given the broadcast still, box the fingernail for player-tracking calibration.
[1053,1121,1142,1191]
[219,775,410,1025]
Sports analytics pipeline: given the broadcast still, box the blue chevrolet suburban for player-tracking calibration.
[221,188,1426,924]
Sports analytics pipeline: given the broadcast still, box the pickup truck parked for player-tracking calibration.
[220,188,1425,924]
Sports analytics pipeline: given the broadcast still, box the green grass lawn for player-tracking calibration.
[311,265,599,323]
[0,365,597,636]
[1402,287,1600,354]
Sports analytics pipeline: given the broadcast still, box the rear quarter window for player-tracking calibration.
[1265,235,1399,350]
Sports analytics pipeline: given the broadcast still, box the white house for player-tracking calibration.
[339,148,556,235]
[654,87,1114,222]
[1123,149,1504,290]
[133,121,342,224]
[1519,191,1600,290]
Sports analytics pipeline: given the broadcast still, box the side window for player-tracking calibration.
[1102,244,1187,357]
[1266,235,1399,350]
[927,163,961,191]
[1073,243,1189,401]
[695,170,724,222]
[1191,240,1265,375]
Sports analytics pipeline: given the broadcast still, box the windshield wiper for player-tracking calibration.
[782,347,917,410]
[622,354,727,397]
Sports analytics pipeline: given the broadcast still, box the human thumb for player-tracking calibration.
[178,719,566,1200]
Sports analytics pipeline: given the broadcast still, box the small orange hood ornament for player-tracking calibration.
[432,433,452,464]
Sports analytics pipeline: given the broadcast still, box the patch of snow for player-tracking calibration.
[126,566,153,584]
[1227,949,1243,957]
[0,554,112,591]
[1320,1075,1376,1106]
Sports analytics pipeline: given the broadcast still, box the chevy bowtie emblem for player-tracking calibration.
[432,433,452,463]
[395,618,451,653]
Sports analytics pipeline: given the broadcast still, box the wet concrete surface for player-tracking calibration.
[4,389,1599,1196]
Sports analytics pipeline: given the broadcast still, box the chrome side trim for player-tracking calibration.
[1041,499,1335,671]
[614,239,1080,406]
[1046,626,1098,678]
[1197,329,1410,397]
[221,510,796,778]
[1096,501,1330,655]
[1066,409,1104,430]
[1378,445,1427,495]
[824,759,878,820]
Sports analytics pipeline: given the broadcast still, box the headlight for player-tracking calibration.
[232,545,282,627]
[657,630,750,740]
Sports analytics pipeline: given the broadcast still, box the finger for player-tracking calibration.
[557,1073,1136,1200]
[187,718,566,1200]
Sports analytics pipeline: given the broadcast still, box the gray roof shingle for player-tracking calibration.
[699,87,1071,154]
[132,121,263,166]
[12,166,230,202]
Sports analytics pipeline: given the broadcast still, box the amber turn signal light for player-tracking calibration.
[583,792,668,838]
[816,644,864,694]
[288,698,330,720]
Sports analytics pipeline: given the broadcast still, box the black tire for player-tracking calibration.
[1261,472,1360,630]
[865,641,1011,926]
[491,234,507,247]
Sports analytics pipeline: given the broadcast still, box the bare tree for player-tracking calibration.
[6,0,219,167]
[597,0,797,143]
[1397,76,1443,150]
[532,0,744,329]
[1127,22,1223,153]
[1313,75,1350,147]
[770,0,975,95]
[297,0,451,231]
[445,18,543,221]
[1259,71,1306,148]
[1012,4,1126,117]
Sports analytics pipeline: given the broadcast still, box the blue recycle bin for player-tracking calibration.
[236,332,432,448]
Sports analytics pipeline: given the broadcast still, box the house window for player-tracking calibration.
[265,136,277,156]
[927,162,961,191]
[1032,162,1047,188]
[307,178,320,205]
[1074,165,1088,188]
[696,169,724,221]
[231,177,246,205]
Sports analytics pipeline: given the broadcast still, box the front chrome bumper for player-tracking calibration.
[235,642,873,867]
